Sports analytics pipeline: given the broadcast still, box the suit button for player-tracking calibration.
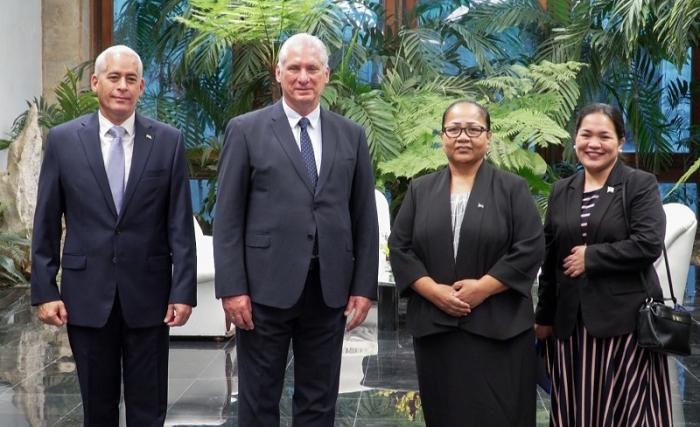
[112,257,117,264]
[307,234,314,240]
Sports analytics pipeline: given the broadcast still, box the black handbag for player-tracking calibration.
[622,178,692,356]
[636,247,692,356]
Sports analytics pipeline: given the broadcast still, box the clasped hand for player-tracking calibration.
[430,279,489,318]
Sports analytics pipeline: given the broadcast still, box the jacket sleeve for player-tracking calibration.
[30,131,64,305]
[348,128,379,299]
[388,181,430,296]
[585,172,665,274]
[167,131,197,305]
[486,177,545,298]
[213,118,251,298]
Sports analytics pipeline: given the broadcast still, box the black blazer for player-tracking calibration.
[213,101,378,308]
[535,161,665,339]
[31,113,197,328]
[389,162,544,339]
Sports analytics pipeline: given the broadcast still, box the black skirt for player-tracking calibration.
[413,328,536,427]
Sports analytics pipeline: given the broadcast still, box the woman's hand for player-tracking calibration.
[563,245,586,278]
[430,284,472,317]
[534,324,553,340]
[412,277,471,317]
[452,279,489,309]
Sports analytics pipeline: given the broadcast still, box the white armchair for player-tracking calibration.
[653,203,696,426]
[376,189,392,283]
[170,218,232,337]
[654,203,697,305]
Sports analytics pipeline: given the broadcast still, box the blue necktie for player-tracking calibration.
[106,126,126,214]
[298,117,318,189]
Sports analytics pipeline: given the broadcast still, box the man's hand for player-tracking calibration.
[164,304,193,327]
[222,295,254,330]
[344,296,373,332]
[36,300,68,326]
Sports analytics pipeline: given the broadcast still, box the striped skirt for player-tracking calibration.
[546,322,673,427]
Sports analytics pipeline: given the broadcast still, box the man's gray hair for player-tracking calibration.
[277,33,329,68]
[94,45,144,77]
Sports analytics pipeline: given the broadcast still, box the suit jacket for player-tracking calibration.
[213,101,378,308]
[31,112,197,328]
[535,160,665,339]
[389,162,544,339]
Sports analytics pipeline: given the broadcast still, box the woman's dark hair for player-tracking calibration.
[442,100,491,131]
[574,103,625,139]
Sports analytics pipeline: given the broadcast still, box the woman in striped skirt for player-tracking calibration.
[534,103,672,426]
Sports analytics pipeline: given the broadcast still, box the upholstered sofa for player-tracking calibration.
[170,218,232,337]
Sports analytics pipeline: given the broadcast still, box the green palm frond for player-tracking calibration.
[180,0,325,45]
[440,21,502,75]
[0,233,30,286]
[468,0,554,32]
[611,0,650,55]
[390,27,446,77]
[488,140,548,176]
[377,134,445,179]
[333,88,401,163]
[654,0,700,68]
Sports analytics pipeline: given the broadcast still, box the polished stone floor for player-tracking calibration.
[1,272,700,426]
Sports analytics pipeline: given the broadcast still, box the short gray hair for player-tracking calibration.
[277,33,329,68]
[94,45,143,78]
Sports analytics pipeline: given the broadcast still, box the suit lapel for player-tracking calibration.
[564,172,585,246]
[119,114,155,223]
[316,108,337,195]
[269,102,315,195]
[430,169,457,277]
[455,162,490,267]
[587,160,625,243]
[77,113,118,217]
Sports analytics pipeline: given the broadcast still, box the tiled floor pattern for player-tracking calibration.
[2,271,700,426]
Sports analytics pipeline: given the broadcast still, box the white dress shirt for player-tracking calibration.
[98,111,135,187]
[282,99,322,174]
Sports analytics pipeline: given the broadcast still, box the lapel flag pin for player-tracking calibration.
[146,134,153,141]
[478,203,484,208]
[607,186,614,193]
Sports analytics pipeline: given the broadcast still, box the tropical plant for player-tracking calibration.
[377,61,583,192]
[476,0,697,173]
[0,63,98,147]
[0,232,30,286]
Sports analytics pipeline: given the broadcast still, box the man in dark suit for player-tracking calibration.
[31,45,196,426]
[213,33,378,426]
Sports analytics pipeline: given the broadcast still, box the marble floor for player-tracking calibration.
[1,273,700,426]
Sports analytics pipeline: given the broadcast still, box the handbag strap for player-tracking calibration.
[621,176,676,305]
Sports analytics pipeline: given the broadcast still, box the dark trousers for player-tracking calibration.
[67,297,169,427]
[237,263,347,427]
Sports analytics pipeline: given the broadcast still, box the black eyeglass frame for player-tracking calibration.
[441,125,489,138]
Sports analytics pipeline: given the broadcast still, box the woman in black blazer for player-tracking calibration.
[389,101,544,426]
[534,103,672,426]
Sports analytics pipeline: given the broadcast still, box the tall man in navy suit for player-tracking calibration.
[31,45,196,426]
[214,33,378,426]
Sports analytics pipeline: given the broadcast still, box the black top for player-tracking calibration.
[535,161,665,339]
[389,162,545,339]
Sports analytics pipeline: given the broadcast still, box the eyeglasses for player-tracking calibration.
[442,125,488,138]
